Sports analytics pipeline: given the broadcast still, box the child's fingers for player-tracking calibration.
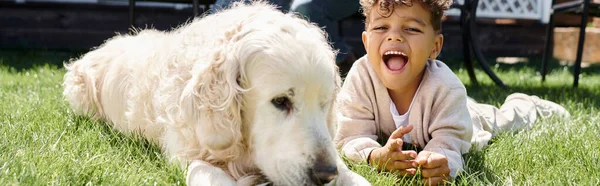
[386,160,415,171]
[403,150,418,159]
[389,128,404,139]
[389,150,417,160]
[414,151,432,166]
[387,138,403,152]
[421,153,448,169]
[420,166,450,178]
[389,125,413,139]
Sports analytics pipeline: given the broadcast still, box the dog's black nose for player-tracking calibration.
[309,164,338,185]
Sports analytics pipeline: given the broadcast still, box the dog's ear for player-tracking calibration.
[181,25,247,154]
[327,65,343,138]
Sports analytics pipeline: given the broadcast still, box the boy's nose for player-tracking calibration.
[387,35,404,42]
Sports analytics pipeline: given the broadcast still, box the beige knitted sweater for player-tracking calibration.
[334,56,473,177]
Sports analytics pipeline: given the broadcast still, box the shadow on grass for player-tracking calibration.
[0,49,86,71]
[69,114,178,171]
[441,56,600,76]
[69,114,185,184]
[455,149,499,185]
[463,82,600,111]
[434,57,600,109]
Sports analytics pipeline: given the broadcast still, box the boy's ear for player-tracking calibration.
[430,34,444,59]
[361,31,368,52]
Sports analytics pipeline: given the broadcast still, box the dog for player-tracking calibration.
[62,1,369,186]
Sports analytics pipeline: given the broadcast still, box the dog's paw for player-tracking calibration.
[187,160,237,186]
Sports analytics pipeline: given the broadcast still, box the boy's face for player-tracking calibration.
[362,2,443,91]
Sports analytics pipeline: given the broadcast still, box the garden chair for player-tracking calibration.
[449,0,508,88]
[447,0,555,88]
[540,0,600,87]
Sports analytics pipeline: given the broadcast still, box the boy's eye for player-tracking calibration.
[373,26,387,30]
[406,28,422,33]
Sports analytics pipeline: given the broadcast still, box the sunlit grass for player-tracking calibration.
[1,50,599,185]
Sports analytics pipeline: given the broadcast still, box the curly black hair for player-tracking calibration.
[360,0,453,33]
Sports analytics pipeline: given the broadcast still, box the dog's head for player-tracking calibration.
[185,2,343,185]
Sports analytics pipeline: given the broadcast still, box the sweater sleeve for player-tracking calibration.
[334,61,382,163]
[423,86,473,177]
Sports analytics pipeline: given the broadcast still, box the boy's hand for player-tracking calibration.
[414,151,450,186]
[368,125,417,175]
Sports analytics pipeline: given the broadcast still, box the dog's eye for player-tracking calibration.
[271,96,292,112]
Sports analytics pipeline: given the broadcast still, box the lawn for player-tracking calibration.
[1,49,599,185]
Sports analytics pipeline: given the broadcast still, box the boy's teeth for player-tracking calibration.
[384,51,406,56]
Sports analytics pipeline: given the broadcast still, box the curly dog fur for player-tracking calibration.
[62,1,369,186]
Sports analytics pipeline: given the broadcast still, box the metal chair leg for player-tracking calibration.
[541,12,555,82]
[573,0,591,88]
[541,0,556,82]
[460,6,478,86]
[466,0,508,88]
[129,0,136,32]
[193,0,199,16]
[468,19,508,88]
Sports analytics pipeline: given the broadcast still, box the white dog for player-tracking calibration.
[62,2,369,186]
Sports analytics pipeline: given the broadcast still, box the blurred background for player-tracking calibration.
[1,0,600,86]
[1,0,597,57]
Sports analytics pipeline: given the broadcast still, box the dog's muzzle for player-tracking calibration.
[308,163,338,185]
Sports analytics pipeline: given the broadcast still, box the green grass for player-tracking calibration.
[1,49,599,185]
[0,50,185,185]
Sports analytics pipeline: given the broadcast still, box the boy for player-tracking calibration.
[334,0,569,185]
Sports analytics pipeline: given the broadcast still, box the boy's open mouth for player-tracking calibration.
[382,51,408,71]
